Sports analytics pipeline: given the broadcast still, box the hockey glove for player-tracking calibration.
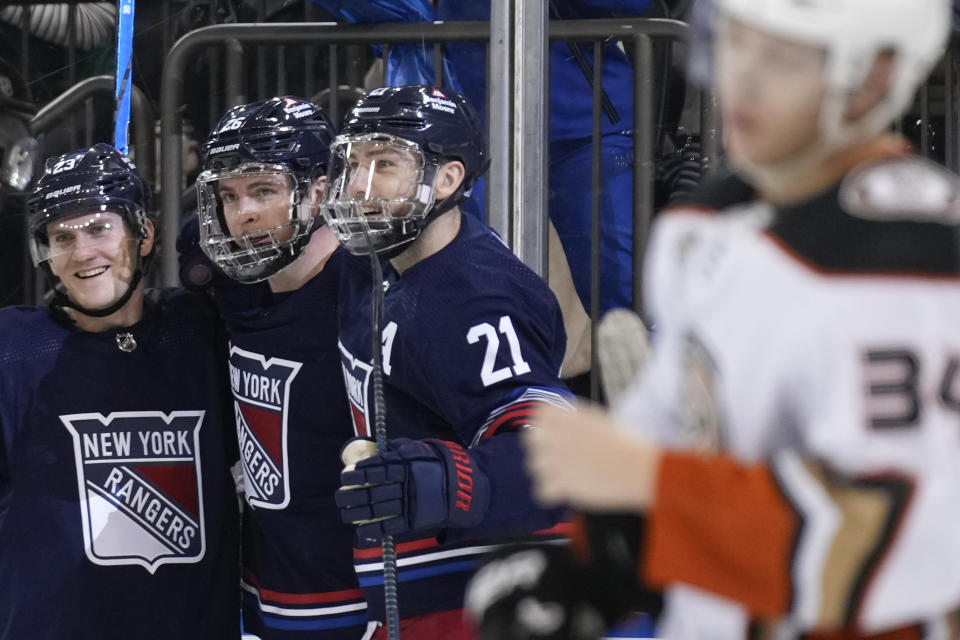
[176,213,221,292]
[466,545,617,640]
[465,513,660,640]
[336,437,491,541]
[177,212,255,296]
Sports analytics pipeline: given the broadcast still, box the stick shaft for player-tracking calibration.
[367,240,401,640]
[113,0,135,154]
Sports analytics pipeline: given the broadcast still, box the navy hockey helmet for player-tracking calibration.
[28,142,150,266]
[197,96,337,283]
[322,85,490,256]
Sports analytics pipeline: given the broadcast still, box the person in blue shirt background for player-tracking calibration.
[308,0,654,317]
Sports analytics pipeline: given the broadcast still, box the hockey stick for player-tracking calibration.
[364,230,401,640]
[113,0,135,154]
[596,308,651,406]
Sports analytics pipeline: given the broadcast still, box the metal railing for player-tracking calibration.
[31,75,154,176]
[158,18,701,298]
[6,2,956,329]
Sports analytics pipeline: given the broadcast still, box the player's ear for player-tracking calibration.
[310,175,327,202]
[844,50,895,123]
[435,160,466,200]
[311,175,326,201]
[308,176,327,215]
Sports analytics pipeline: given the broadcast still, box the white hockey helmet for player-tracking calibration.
[714,0,951,142]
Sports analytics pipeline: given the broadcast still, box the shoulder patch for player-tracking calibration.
[840,156,960,223]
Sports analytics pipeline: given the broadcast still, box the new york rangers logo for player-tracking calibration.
[338,340,373,438]
[61,411,206,574]
[229,345,302,509]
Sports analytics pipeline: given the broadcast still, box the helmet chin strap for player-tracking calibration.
[367,159,468,259]
[375,187,466,260]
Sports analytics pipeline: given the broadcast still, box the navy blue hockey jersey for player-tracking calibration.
[0,289,240,640]
[215,250,371,639]
[337,213,574,620]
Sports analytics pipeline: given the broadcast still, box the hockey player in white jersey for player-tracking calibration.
[466,0,960,638]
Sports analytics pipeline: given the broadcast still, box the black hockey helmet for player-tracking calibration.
[28,142,150,260]
[202,95,337,180]
[322,85,490,256]
[197,96,337,283]
[338,85,489,199]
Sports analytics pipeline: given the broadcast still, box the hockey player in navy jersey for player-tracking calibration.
[0,143,240,639]
[322,85,574,639]
[467,0,960,638]
[190,96,373,639]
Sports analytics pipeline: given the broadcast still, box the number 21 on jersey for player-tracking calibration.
[467,315,531,387]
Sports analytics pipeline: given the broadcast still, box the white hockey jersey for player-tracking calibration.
[615,155,960,639]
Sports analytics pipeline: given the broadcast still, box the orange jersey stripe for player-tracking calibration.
[642,451,801,620]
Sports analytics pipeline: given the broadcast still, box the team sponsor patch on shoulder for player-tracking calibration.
[840,156,960,223]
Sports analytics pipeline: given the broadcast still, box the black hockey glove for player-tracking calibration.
[466,544,611,640]
[465,513,660,640]
[336,437,491,542]
[176,212,226,292]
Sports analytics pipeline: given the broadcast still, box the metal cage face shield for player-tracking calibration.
[196,163,320,283]
[322,134,437,256]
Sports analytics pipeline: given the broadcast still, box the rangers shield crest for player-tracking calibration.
[61,411,207,574]
[228,345,302,509]
[338,339,373,438]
